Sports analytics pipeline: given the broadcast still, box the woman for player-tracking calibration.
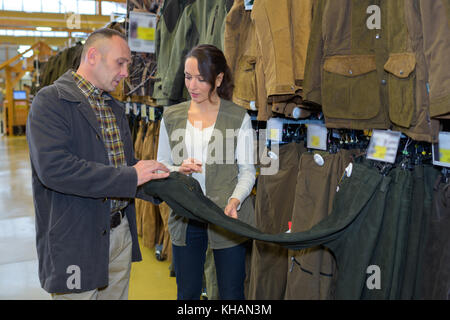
[157,44,256,300]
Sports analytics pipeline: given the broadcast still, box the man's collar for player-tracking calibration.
[71,71,111,100]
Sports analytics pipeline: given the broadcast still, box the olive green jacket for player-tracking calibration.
[154,0,233,107]
[304,0,448,143]
[162,99,255,249]
[153,0,193,106]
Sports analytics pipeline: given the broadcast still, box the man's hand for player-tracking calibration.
[224,198,240,219]
[179,158,203,175]
[133,160,170,186]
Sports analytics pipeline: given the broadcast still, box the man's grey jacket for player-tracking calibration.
[26,70,157,294]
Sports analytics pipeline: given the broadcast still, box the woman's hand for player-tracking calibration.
[224,198,240,219]
[179,158,202,175]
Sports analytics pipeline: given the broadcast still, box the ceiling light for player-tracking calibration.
[36,27,52,32]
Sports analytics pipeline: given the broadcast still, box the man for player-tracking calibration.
[26,28,169,300]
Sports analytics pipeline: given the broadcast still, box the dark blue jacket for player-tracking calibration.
[27,70,155,293]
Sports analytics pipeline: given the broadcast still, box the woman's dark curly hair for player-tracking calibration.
[185,44,234,101]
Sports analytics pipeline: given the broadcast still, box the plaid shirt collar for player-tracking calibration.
[72,71,111,101]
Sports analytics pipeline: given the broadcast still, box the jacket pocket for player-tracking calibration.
[233,55,257,104]
[322,55,381,119]
[384,53,416,128]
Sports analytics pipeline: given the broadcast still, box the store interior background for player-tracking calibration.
[1,0,449,301]
[0,0,176,300]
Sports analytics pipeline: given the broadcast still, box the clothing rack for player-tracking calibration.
[125,102,163,122]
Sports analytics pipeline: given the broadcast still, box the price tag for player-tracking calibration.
[432,131,450,168]
[141,104,147,118]
[307,124,327,150]
[366,130,401,163]
[441,150,450,163]
[270,129,280,141]
[149,107,156,121]
[266,118,283,143]
[137,26,155,41]
[128,11,156,53]
[373,145,387,159]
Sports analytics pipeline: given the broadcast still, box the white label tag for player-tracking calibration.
[268,151,278,160]
[432,131,450,168]
[345,162,353,177]
[366,130,401,164]
[307,124,327,150]
[244,0,254,10]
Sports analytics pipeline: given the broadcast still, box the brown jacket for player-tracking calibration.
[304,0,447,143]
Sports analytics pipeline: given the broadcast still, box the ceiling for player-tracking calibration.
[0,0,127,85]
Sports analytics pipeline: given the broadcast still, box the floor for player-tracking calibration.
[0,135,177,300]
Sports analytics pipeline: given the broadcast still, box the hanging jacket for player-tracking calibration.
[418,0,450,119]
[153,0,193,106]
[303,0,442,143]
[224,0,260,112]
[154,0,233,106]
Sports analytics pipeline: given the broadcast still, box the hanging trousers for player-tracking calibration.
[418,174,450,299]
[248,142,305,299]
[142,163,440,299]
[285,149,357,300]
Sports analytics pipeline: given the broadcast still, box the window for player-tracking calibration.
[71,32,89,38]
[101,1,116,15]
[101,1,126,15]
[60,0,78,14]
[41,0,60,13]
[22,0,42,13]
[78,0,96,15]
[1,0,104,15]
[3,1,23,11]
[15,30,28,37]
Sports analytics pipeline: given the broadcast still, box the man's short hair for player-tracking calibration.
[81,28,127,59]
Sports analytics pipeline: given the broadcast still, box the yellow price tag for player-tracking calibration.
[270,129,279,140]
[311,136,320,147]
[440,149,450,163]
[149,107,155,121]
[373,145,387,159]
[137,27,155,41]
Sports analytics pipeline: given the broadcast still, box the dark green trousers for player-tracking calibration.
[417,172,450,299]
[142,164,439,299]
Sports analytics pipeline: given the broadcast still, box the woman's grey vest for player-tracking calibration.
[163,99,255,249]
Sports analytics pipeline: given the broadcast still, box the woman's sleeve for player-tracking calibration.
[157,118,180,172]
[229,113,256,208]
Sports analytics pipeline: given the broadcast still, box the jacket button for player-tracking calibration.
[102,229,107,236]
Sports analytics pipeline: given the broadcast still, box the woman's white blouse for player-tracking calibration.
[157,113,256,208]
